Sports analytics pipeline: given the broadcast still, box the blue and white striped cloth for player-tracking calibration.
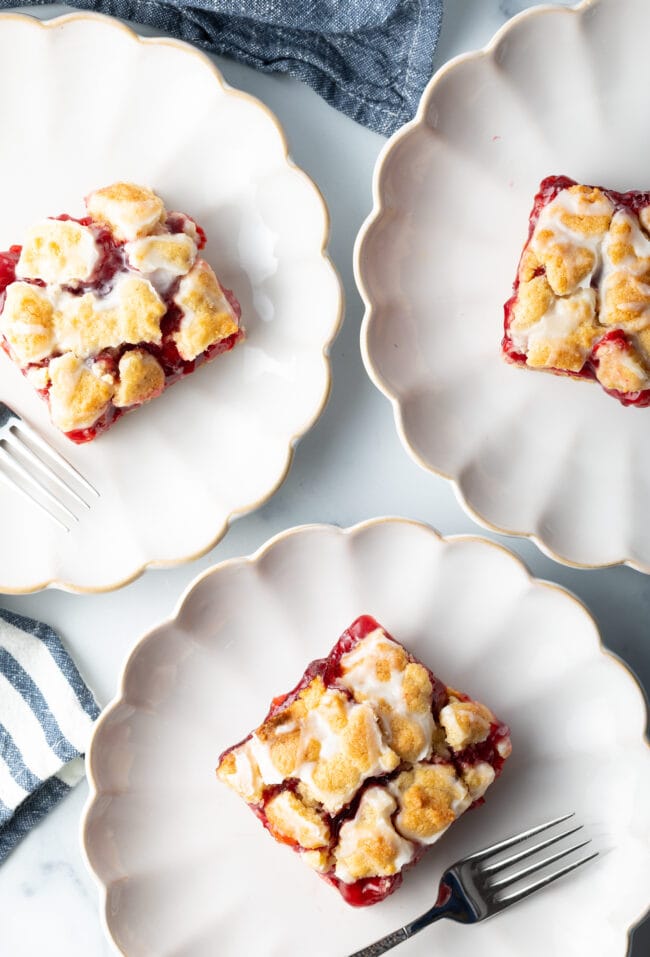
[0,608,99,863]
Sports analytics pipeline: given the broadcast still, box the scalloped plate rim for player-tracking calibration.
[0,10,344,595]
[352,0,650,573]
[80,516,650,956]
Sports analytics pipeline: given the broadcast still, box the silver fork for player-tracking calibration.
[349,813,597,956]
[0,401,98,531]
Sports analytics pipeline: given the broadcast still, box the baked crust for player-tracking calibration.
[217,615,511,907]
[504,176,650,401]
[126,233,197,278]
[114,349,166,407]
[0,183,243,441]
[1,282,55,364]
[86,182,165,240]
[17,219,99,284]
[173,260,240,361]
[48,353,114,433]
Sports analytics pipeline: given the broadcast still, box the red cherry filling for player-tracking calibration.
[0,247,19,296]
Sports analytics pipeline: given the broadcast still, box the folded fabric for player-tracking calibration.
[0,608,99,864]
[0,1,443,135]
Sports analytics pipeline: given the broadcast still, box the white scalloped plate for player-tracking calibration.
[0,13,342,593]
[82,519,650,957]
[356,0,650,571]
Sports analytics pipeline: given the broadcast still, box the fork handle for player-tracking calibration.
[347,882,453,956]
[347,926,411,956]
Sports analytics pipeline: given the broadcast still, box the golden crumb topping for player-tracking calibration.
[402,662,433,713]
[510,275,555,331]
[216,624,508,892]
[391,764,471,844]
[25,366,50,391]
[17,220,99,285]
[86,182,165,240]
[372,700,425,765]
[217,751,237,778]
[334,787,414,883]
[598,212,650,333]
[636,327,650,363]
[439,696,494,751]
[253,679,317,777]
[304,695,399,813]
[523,291,600,373]
[518,248,541,283]
[301,848,332,873]
[54,276,166,357]
[236,676,399,815]
[555,185,614,237]
[462,762,496,802]
[0,181,245,440]
[607,214,641,266]
[595,338,649,393]
[114,349,165,408]
[509,187,650,387]
[126,233,197,277]
[53,292,117,357]
[536,242,595,297]
[216,743,265,804]
[112,275,167,343]
[600,272,650,332]
[338,629,435,763]
[0,282,55,364]
[48,353,114,432]
[264,790,330,849]
[173,260,239,361]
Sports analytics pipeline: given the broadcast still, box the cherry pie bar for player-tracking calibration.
[503,175,650,405]
[217,615,511,906]
[0,183,243,442]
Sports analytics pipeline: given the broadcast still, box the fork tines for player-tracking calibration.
[476,813,598,910]
[348,813,598,957]
[0,407,98,531]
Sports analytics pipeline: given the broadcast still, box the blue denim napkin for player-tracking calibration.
[0,1,443,135]
[0,609,100,863]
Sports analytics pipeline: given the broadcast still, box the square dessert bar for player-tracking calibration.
[0,183,243,442]
[217,615,511,906]
[503,175,650,406]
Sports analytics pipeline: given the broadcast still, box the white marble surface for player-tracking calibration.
[0,1,647,955]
